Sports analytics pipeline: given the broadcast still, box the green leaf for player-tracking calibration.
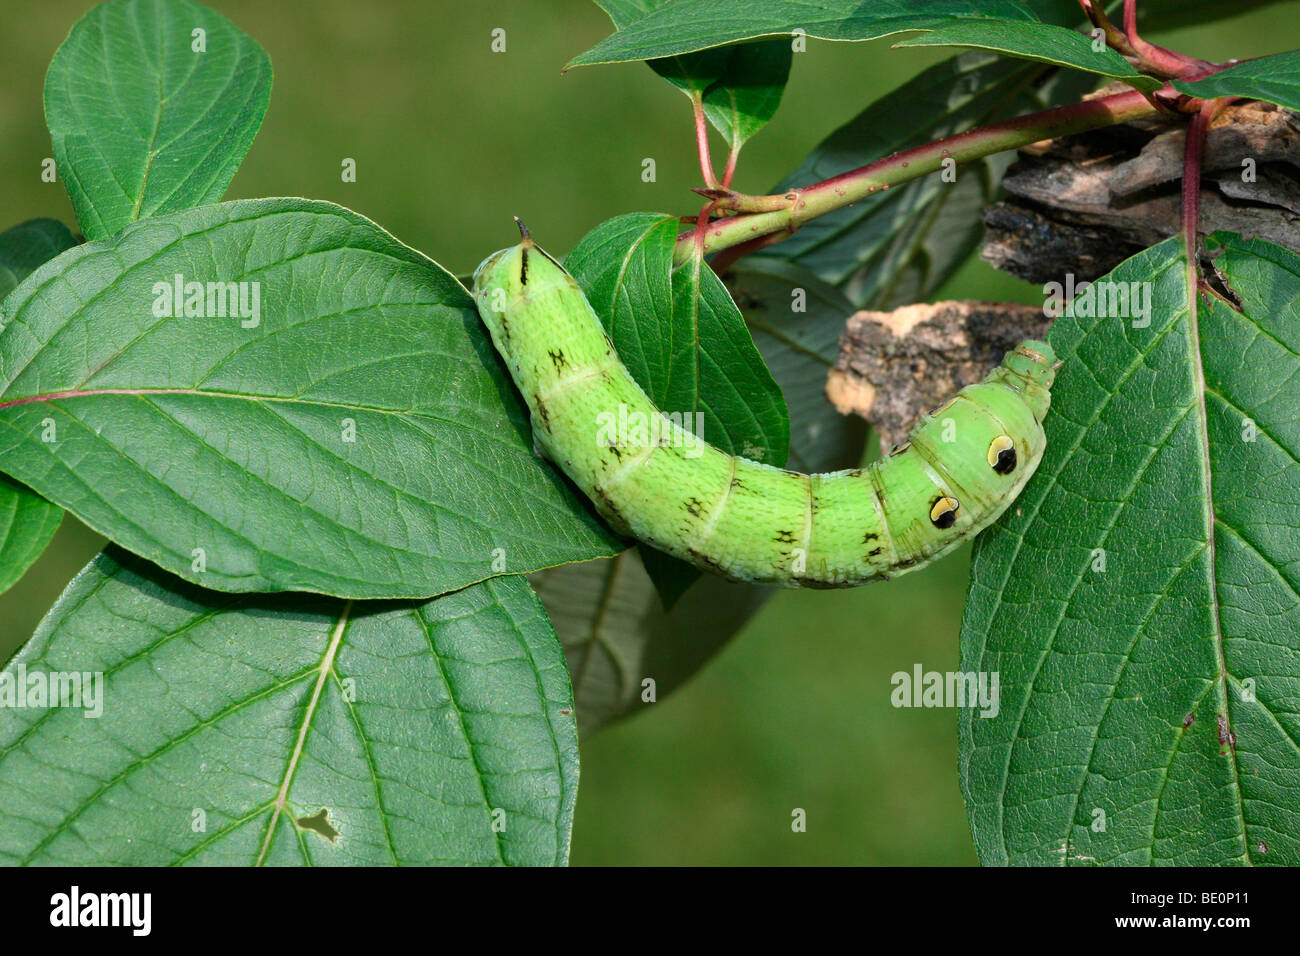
[44,0,272,240]
[0,550,577,865]
[726,258,865,472]
[568,0,1037,68]
[1175,51,1300,111]
[699,40,793,151]
[893,21,1163,92]
[0,476,62,598]
[962,234,1300,865]
[0,219,76,300]
[0,198,621,598]
[649,40,792,152]
[593,2,790,174]
[1140,0,1292,30]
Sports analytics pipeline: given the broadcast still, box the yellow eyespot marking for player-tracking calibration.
[930,496,960,529]
[988,435,1017,475]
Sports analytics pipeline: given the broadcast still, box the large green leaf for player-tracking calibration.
[0,198,620,598]
[726,258,863,472]
[0,219,75,596]
[894,21,1162,92]
[0,550,578,865]
[567,0,1037,68]
[1175,51,1300,111]
[962,234,1300,865]
[45,0,272,240]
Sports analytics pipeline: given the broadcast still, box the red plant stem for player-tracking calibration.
[673,87,1160,265]
[1182,103,1210,257]
[1181,97,1233,262]
[692,96,719,189]
[1124,0,1209,78]
[1079,0,1136,58]
[721,145,740,189]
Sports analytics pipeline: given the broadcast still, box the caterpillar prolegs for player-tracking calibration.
[471,225,1058,588]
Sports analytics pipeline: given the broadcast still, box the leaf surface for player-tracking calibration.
[44,0,272,240]
[0,199,620,598]
[962,235,1300,865]
[0,551,578,865]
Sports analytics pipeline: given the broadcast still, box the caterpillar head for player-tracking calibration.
[994,339,1058,423]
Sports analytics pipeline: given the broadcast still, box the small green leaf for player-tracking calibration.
[0,476,62,597]
[0,199,620,598]
[1175,51,1300,110]
[894,21,1163,92]
[699,40,793,151]
[44,0,272,239]
[963,234,1300,865]
[0,550,578,865]
[564,213,789,465]
[0,219,76,300]
[568,0,1037,68]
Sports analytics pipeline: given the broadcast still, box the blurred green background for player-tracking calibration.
[2,0,1297,865]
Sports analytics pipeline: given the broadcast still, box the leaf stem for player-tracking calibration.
[1182,96,1233,270]
[692,94,719,190]
[673,87,1161,265]
[1079,0,1136,59]
[1124,0,1213,78]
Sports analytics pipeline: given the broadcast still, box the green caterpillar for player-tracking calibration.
[472,223,1057,588]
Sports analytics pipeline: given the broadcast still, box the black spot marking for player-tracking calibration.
[929,496,959,529]
[548,349,567,371]
[685,547,725,573]
[993,446,1017,475]
[987,435,1017,475]
[591,486,626,526]
[684,497,704,517]
[295,808,339,842]
[774,529,797,544]
[867,547,883,557]
[862,531,879,544]
[888,441,910,456]
[531,394,551,427]
[519,246,529,285]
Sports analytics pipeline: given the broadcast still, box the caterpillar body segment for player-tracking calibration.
[472,227,1057,588]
